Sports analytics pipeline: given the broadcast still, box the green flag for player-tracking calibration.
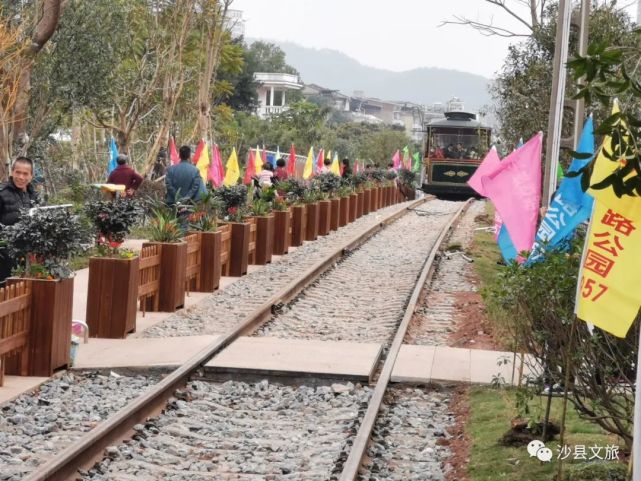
[412,152,421,172]
[557,163,565,184]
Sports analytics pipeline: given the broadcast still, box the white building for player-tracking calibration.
[225,9,245,38]
[254,72,303,118]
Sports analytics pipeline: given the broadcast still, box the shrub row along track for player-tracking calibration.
[14,197,469,480]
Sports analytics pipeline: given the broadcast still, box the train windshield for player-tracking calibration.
[428,129,490,161]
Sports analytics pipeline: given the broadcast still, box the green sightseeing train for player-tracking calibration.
[422,111,492,196]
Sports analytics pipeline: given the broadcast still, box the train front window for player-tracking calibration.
[429,132,488,160]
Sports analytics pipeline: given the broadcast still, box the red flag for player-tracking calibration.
[243,148,256,185]
[288,144,297,176]
[193,139,205,165]
[169,137,179,165]
[317,148,325,171]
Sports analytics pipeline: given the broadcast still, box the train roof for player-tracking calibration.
[428,111,490,129]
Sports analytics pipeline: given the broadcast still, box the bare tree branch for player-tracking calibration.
[440,0,539,38]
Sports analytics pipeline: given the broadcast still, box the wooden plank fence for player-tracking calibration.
[138,244,161,316]
[0,282,31,386]
[184,233,201,294]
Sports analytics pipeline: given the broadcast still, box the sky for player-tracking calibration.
[233,0,639,79]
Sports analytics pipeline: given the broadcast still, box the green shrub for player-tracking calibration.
[561,462,627,481]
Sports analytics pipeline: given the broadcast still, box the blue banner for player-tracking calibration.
[107,137,119,175]
[528,117,595,263]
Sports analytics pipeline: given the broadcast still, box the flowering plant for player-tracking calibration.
[85,197,143,257]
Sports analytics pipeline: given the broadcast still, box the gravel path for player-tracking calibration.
[82,380,372,480]
[254,200,462,343]
[358,387,454,481]
[405,200,484,346]
[142,201,417,339]
[0,371,158,480]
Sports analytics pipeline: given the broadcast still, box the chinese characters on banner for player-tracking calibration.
[575,200,641,338]
[557,444,619,461]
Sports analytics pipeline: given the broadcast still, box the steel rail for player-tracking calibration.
[338,197,473,481]
[24,197,430,481]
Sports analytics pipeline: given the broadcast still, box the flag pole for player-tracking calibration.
[633,323,641,481]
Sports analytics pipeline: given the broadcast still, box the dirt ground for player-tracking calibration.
[445,386,471,481]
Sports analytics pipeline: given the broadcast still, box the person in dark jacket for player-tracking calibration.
[341,158,352,178]
[0,157,39,284]
[165,145,205,205]
[107,154,144,197]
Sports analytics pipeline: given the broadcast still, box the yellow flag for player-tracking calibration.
[196,140,210,182]
[330,152,340,176]
[576,100,641,337]
[223,147,240,186]
[255,146,263,174]
[303,146,314,179]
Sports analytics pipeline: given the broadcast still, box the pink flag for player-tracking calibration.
[317,148,325,171]
[493,211,503,241]
[209,143,224,187]
[169,137,179,165]
[467,147,500,197]
[481,133,543,256]
[392,150,401,171]
[288,144,297,177]
[243,148,256,185]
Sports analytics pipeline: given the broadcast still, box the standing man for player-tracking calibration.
[165,145,205,205]
[107,154,144,197]
[0,157,39,284]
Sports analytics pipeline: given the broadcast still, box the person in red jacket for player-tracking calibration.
[107,155,144,197]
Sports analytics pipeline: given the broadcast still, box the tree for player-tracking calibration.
[246,41,298,74]
[490,2,638,149]
[0,0,63,176]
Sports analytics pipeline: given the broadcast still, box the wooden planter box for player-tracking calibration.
[198,230,222,291]
[363,189,372,215]
[330,198,340,231]
[349,194,358,223]
[318,200,332,236]
[273,209,291,255]
[254,215,274,265]
[357,192,364,218]
[225,221,252,277]
[291,205,307,247]
[143,241,187,312]
[305,202,320,241]
[339,197,349,227]
[86,256,139,339]
[7,277,73,376]
[383,186,390,207]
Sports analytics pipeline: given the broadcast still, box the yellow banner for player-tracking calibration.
[576,100,641,337]
[223,148,240,186]
[303,146,314,179]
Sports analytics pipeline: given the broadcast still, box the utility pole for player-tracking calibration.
[544,0,591,207]
[543,0,572,207]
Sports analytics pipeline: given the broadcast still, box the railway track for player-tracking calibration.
[3,197,472,481]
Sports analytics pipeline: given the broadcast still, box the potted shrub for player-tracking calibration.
[315,173,341,232]
[215,185,253,276]
[398,168,418,201]
[144,202,187,312]
[302,188,321,242]
[337,183,352,228]
[2,207,89,376]
[352,172,367,218]
[250,191,274,266]
[272,196,291,256]
[188,192,224,292]
[84,197,142,338]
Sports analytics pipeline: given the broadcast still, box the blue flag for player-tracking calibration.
[528,117,595,263]
[498,225,519,262]
[107,137,119,175]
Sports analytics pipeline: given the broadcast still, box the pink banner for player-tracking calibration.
[209,143,224,187]
[481,133,542,255]
[392,150,401,171]
[468,147,500,197]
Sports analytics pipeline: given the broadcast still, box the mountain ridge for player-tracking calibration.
[251,40,492,110]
